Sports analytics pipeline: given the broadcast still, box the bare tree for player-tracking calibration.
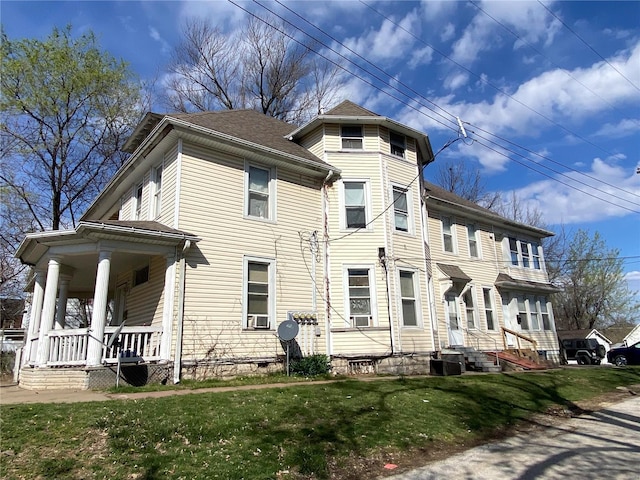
[164,16,340,124]
[434,158,501,208]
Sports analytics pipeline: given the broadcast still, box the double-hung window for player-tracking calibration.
[539,297,552,330]
[390,131,406,158]
[531,242,541,269]
[442,216,454,253]
[464,288,477,329]
[507,237,543,270]
[483,287,495,330]
[517,296,529,330]
[467,224,479,258]
[509,238,519,266]
[244,257,275,329]
[134,183,143,220]
[529,295,540,330]
[246,164,273,220]
[153,164,163,219]
[521,242,531,268]
[399,270,418,327]
[344,181,367,229]
[341,125,363,149]
[393,186,409,232]
[347,268,373,327]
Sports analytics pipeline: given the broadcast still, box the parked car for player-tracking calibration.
[607,341,640,366]
[560,338,606,365]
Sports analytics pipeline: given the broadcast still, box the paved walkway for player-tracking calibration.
[387,395,640,480]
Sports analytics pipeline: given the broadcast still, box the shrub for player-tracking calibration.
[290,354,330,376]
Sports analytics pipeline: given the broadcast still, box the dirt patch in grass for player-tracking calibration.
[324,384,639,480]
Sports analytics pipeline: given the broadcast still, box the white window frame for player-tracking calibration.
[392,184,413,234]
[152,163,163,219]
[539,296,553,331]
[482,287,496,331]
[463,286,478,330]
[528,295,541,330]
[516,295,530,330]
[341,125,363,150]
[531,242,542,270]
[507,237,542,270]
[389,131,406,158]
[343,265,377,328]
[398,269,421,328]
[441,216,456,253]
[339,179,372,231]
[134,182,144,220]
[242,255,276,330]
[445,292,461,331]
[244,161,276,222]
[467,223,480,258]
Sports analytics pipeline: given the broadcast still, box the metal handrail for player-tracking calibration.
[463,327,500,366]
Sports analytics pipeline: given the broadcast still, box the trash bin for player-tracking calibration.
[441,351,465,373]
[430,358,462,376]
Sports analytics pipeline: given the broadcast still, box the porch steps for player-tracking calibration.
[486,350,548,371]
[452,347,502,373]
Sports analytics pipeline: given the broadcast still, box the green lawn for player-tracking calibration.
[1,367,639,480]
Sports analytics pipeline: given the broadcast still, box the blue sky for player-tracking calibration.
[3,0,639,297]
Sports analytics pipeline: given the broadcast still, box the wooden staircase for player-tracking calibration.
[487,350,549,371]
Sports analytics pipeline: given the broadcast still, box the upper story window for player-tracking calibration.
[245,164,275,221]
[442,216,454,253]
[393,186,409,232]
[341,125,363,149]
[343,181,369,229]
[390,131,406,158]
[467,224,479,258]
[134,183,143,220]
[508,237,542,270]
[153,164,163,219]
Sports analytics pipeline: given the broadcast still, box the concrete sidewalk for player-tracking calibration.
[387,395,640,480]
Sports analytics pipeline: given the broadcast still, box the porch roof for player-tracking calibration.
[436,263,472,282]
[494,273,561,294]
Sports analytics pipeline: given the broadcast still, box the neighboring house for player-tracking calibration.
[15,101,561,390]
[602,324,640,348]
[423,182,560,361]
[557,329,613,364]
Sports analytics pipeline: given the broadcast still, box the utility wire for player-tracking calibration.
[538,0,640,93]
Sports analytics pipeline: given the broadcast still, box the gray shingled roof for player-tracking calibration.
[495,273,559,293]
[325,100,380,117]
[167,109,328,168]
[84,220,196,237]
[437,263,472,281]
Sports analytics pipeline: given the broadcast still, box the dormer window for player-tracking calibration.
[390,131,405,158]
[341,125,363,149]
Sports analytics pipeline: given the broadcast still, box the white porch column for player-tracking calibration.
[160,253,177,361]
[24,269,46,364]
[86,250,112,367]
[54,275,71,329]
[37,257,61,366]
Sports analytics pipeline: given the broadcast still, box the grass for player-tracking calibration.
[1,367,639,480]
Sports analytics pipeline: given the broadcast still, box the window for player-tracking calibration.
[344,181,367,229]
[517,296,529,330]
[244,257,275,329]
[539,297,552,330]
[341,125,363,149]
[390,131,405,158]
[483,288,496,330]
[347,268,373,327]
[134,183,143,220]
[153,164,163,218]
[246,164,273,220]
[521,242,531,268]
[399,270,418,326]
[133,265,149,287]
[446,293,460,330]
[464,288,477,329]
[507,237,543,269]
[393,186,409,232]
[529,296,541,330]
[509,238,519,266]
[531,242,541,269]
[467,224,479,258]
[442,216,454,253]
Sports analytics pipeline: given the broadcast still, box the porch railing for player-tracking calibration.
[45,326,162,366]
[501,327,538,352]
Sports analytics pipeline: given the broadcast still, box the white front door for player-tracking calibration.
[502,297,516,347]
[446,293,464,346]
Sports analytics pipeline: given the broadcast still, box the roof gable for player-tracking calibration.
[325,100,380,117]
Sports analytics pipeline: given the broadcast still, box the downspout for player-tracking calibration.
[379,248,396,355]
[322,170,334,357]
[173,239,191,384]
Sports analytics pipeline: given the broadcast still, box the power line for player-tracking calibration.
[538,0,640,93]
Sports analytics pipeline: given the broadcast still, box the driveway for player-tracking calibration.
[387,395,640,480]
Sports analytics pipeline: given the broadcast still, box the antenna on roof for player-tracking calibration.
[456,116,467,139]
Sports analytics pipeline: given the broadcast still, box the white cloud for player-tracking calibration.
[408,45,434,69]
[440,22,455,42]
[594,118,640,139]
[149,26,171,55]
[500,155,640,224]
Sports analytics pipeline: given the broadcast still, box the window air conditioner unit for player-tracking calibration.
[250,315,270,329]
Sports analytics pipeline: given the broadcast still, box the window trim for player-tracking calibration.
[134,182,144,220]
[242,255,276,330]
[391,184,413,234]
[244,161,277,222]
[482,287,496,331]
[441,215,456,253]
[340,179,372,231]
[341,124,363,150]
[343,265,378,328]
[467,223,480,258]
[463,286,478,330]
[389,131,406,158]
[507,236,543,270]
[398,268,421,328]
[152,163,163,219]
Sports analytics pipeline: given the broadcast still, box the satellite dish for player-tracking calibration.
[278,319,299,341]
[106,321,126,349]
